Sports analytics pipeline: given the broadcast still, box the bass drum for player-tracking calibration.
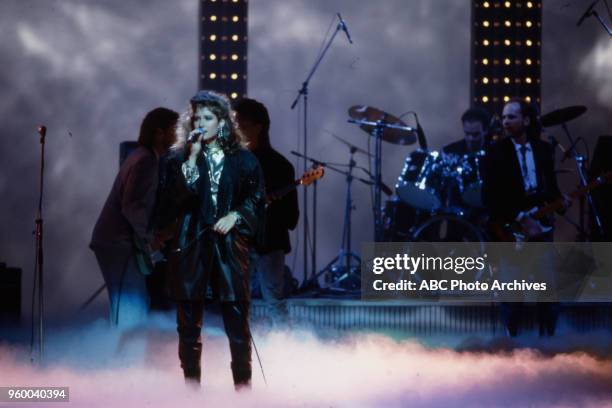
[408,213,490,289]
[410,212,487,243]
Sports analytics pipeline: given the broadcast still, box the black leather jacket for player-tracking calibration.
[157,147,264,301]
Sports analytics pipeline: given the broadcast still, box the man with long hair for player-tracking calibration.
[90,107,179,327]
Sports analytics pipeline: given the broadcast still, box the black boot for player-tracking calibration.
[222,302,252,390]
[179,343,202,385]
[183,366,201,386]
[231,361,252,390]
[177,301,204,386]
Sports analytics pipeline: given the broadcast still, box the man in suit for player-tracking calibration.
[234,98,299,325]
[482,98,568,336]
[482,100,563,232]
[90,107,179,327]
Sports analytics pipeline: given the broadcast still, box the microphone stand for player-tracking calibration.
[591,11,612,36]
[290,16,347,288]
[291,151,374,292]
[561,123,604,240]
[33,126,46,362]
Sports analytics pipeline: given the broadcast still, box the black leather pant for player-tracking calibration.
[177,300,252,386]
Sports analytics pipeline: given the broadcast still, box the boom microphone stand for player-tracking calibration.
[291,150,374,291]
[317,145,362,290]
[576,0,612,36]
[290,13,352,288]
[561,123,604,239]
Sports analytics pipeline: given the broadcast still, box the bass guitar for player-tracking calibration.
[488,171,612,242]
[265,165,325,204]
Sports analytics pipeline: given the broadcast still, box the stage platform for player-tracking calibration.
[252,298,612,334]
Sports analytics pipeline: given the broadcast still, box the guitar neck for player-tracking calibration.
[268,179,301,200]
[266,166,324,202]
[532,177,602,220]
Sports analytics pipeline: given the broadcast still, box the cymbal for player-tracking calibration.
[540,106,587,127]
[348,105,416,145]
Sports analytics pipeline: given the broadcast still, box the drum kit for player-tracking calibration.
[316,103,591,290]
[344,103,593,244]
[347,105,489,245]
[310,105,488,290]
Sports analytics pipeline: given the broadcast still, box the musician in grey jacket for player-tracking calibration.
[90,107,178,327]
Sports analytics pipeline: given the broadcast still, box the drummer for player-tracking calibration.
[443,107,491,156]
[442,107,492,213]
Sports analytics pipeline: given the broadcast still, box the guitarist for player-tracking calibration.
[234,98,300,324]
[483,98,570,241]
[482,98,569,336]
[90,107,179,327]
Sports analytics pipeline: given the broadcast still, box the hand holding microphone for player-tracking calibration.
[187,127,206,143]
[187,128,206,161]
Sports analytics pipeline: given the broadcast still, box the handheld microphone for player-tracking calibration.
[337,13,353,44]
[187,127,205,143]
[577,0,599,26]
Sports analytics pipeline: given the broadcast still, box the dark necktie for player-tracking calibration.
[519,145,531,191]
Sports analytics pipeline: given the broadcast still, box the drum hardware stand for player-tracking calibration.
[373,122,385,242]
[31,125,47,363]
[290,13,352,290]
[291,150,374,291]
[560,123,604,241]
[348,118,414,241]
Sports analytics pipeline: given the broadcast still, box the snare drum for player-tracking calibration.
[396,150,448,210]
